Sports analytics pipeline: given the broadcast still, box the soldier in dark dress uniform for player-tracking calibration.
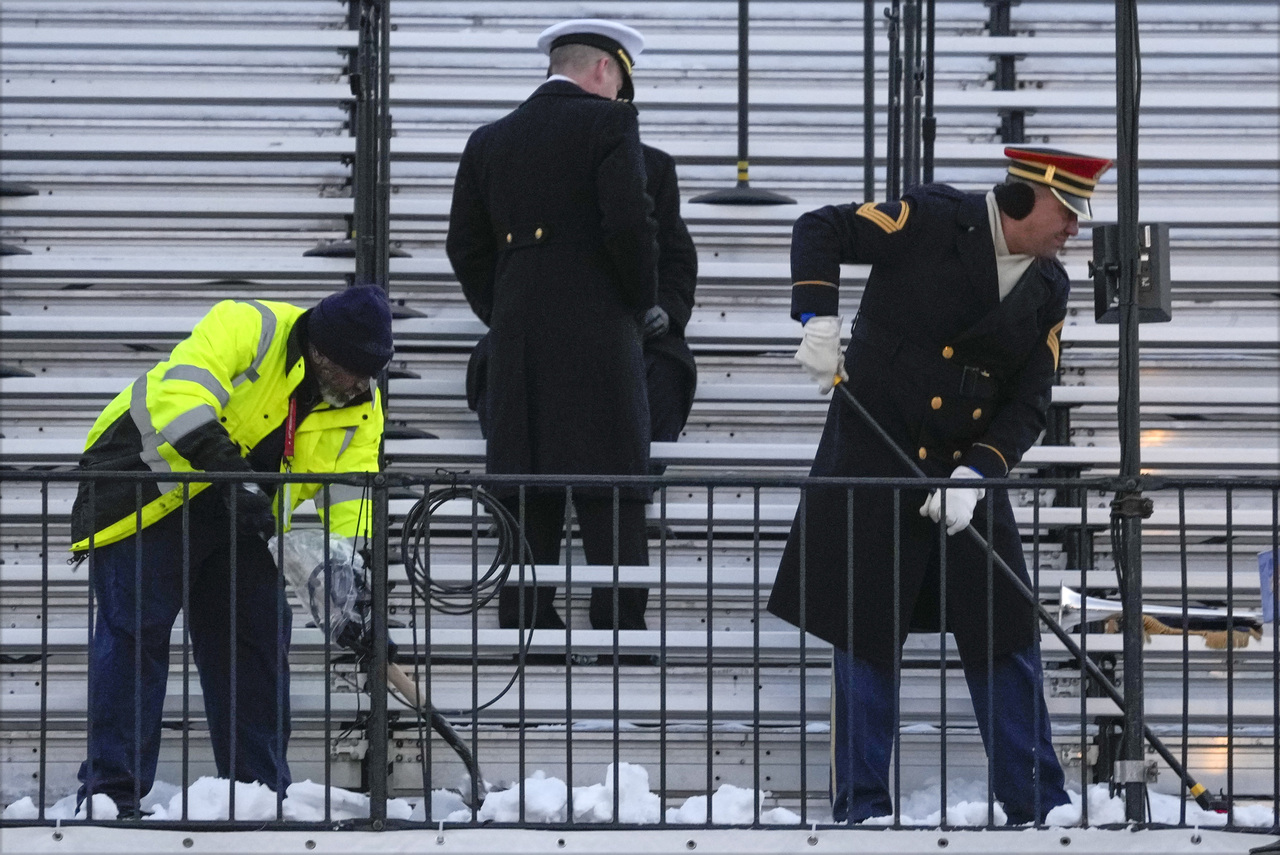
[447,19,658,632]
[767,148,1114,824]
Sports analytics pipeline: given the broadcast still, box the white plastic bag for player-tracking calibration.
[269,528,363,644]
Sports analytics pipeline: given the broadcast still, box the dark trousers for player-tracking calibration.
[497,492,649,630]
[77,490,292,814]
[831,643,1069,825]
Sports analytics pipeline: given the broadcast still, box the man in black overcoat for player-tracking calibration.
[464,140,698,631]
[766,147,1114,824]
[447,19,658,633]
[637,143,699,463]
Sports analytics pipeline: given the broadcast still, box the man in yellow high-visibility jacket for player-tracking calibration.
[71,285,393,818]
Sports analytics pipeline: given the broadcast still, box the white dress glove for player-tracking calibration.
[919,466,985,535]
[794,315,849,394]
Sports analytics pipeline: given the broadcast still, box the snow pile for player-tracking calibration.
[4,768,1275,829]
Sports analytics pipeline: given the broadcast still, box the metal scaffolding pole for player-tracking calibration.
[1113,0,1148,822]
[690,0,793,204]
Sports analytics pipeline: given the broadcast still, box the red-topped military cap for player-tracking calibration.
[1004,146,1114,219]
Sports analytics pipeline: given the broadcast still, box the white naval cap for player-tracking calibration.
[536,18,645,101]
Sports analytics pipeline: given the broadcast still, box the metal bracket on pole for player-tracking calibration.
[1110,492,1153,521]
[1114,760,1159,785]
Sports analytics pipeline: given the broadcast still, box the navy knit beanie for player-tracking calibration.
[308,284,394,376]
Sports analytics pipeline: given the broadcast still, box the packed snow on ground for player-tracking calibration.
[3,764,1275,829]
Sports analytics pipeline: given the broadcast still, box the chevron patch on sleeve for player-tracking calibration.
[855,201,910,234]
[1047,319,1064,370]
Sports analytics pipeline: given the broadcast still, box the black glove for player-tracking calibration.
[641,305,669,340]
[233,484,276,542]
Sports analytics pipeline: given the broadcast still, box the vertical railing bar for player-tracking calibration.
[1031,484,1043,828]
[321,490,334,820]
[1178,487,1189,827]
[517,485,528,824]
[133,485,145,819]
[1271,484,1279,824]
[38,479,50,820]
[985,489,996,829]
[1225,485,1235,827]
[892,487,902,828]
[752,486,762,826]
[565,486,575,825]
[319,484,333,821]
[227,480,238,820]
[471,485,482,821]
[369,475,390,821]
[937,486,947,828]
[612,486,621,826]
[414,475,432,819]
[705,484,715,826]
[793,486,803,829]
[844,485,855,828]
[85,484,97,821]
[797,486,808,825]
[275,482,287,822]
[659,484,669,826]
[181,485,192,821]
[1079,495,1091,828]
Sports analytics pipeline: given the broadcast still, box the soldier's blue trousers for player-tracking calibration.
[831,643,1069,825]
[76,490,292,816]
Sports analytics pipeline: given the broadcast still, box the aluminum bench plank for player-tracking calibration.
[7,134,1278,171]
[7,312,1276,350]
[1,27,359,50]
[9,78,1275,115]
[2,561,1266,602]
[7,27,1275,58]
[2,625,1272,663]
[0,134,356,161]
[5,377,1275,409]
[5,193,1274,230]
[2,490,1276,531]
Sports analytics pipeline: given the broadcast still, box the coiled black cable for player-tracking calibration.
[398,480,538,714]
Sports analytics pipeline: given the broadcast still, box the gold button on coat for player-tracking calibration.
[972,408,983,420]
[535,227,544,239]
[953,451,963,461]
[942,346,954,359]
[918,447,928,460]
[505,233,513,243]
[931,396,942,410]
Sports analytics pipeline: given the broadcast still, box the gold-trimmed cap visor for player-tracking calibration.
[1004,146,1114,220]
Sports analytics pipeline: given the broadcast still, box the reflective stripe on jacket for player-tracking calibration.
[70,299,384,551]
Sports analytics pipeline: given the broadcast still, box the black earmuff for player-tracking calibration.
[993,182,1036,220]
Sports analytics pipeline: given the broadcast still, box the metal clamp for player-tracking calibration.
[1110,492,1154,520]
[1114,759,1158,784]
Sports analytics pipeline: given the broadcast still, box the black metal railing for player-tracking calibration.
[0,468,1276,833]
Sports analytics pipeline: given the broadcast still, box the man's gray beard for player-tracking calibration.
[319,383,353,408]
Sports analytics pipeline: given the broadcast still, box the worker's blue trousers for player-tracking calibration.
[831,643,1070,825]
[77,490,292,815]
